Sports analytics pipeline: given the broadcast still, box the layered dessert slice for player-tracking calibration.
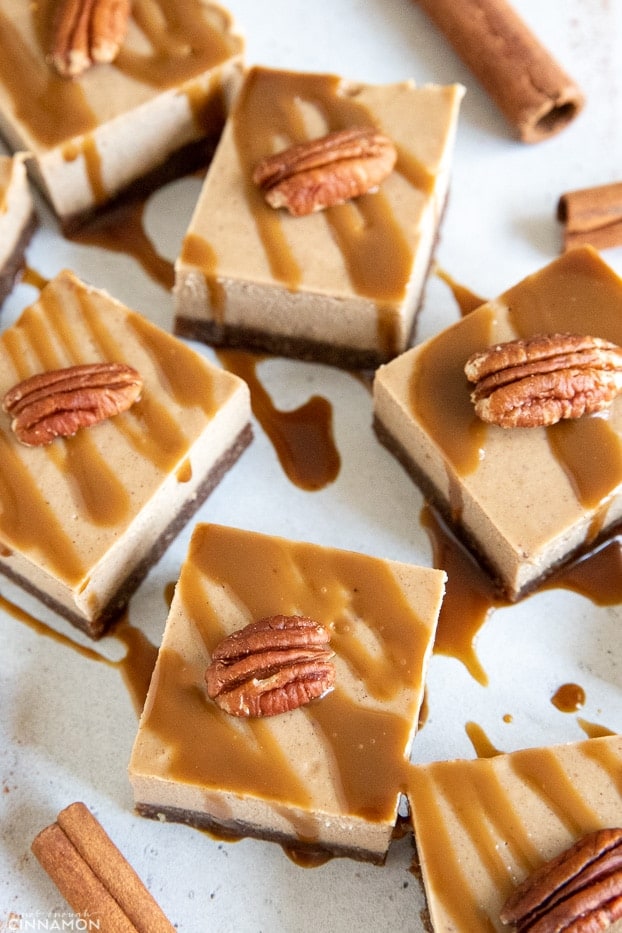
[0,0,244,229]
[129,523,446,863]
[0,153,36,304]
[407,734,622,932]
[0,270,252,637]
[174,65,464,369]
[373,245,622,599]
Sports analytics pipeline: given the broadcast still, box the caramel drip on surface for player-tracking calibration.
[435,266,488,317]
[465,722,504,759]
[577,718,618,740]
[176,458,192,483]
[67,199,175,290]
[581,736,622,786]
[282,846,332,868]
[113,618,160,716]
[409,306,494,477]
[21,266,49,292]
[420,505,506,685]
[216,349,340,491]
[228,69,419,335]
[63,135,105,206]
[0,595,158,716]
[551,682,586,713]
[128,312,219,415]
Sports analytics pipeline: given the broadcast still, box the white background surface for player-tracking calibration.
[2,1,622,930]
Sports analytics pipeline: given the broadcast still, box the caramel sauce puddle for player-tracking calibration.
[66,197,175,291]
[216,348,341,491]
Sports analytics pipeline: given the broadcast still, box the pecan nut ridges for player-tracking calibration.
[465,333,622,428]
[205,614,336,717]
[253,126,397,217]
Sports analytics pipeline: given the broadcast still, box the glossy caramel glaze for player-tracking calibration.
[130,523,445,853]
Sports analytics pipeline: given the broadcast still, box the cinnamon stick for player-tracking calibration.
[558,182,622,252]
[31,802,175,933]
[414,0,584,143]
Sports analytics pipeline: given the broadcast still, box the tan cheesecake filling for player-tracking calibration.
[408,736,622,931]
[0,274,232,589]
[0,0,238,148]
[179,67,450,358]
[410,247,622,523]
[135,528,439,831]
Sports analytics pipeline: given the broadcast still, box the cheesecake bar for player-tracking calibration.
[173,66,464,369]
[0,0,244,229]
[129,523,446,863]
[373,246,622,599]
[0,153,36,304]
[0,270,251,637]
[407,734,622,931]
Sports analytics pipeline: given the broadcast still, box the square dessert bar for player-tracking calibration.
[0,0,244,229]
[407,734,622,931]
[174,66,464,369]
[374,246,622,599]
[0,270,251,637]
[129,523,446,863]
[0,153,36,305]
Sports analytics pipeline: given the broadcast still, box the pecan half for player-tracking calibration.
[3,362,143,446]
[252,126,397,217]
[464,333,622,428]
[205,614,336,717]
[50,0,131,78]
[500,828,622,932]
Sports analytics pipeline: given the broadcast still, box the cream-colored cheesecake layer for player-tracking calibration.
[129,523,446,861]
[174,67,464,366]
[374,247,622,598]
[0,0,244,224]
[408,735,622,932]
[0,271,251,632]
[0,154,35,271]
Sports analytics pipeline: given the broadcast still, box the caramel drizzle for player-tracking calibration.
[0,0,239,151]
[408,737,622,930]
[138,525,432,818]
[216,349,341,492]
[410,249,622,515]
[222,69,427,357]
[0,277,221,582]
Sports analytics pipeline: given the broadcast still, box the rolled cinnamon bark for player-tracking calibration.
[32,802,175,933]
[558,182,622,252]
[414,0,584,143]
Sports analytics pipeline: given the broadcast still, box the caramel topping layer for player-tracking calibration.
[409,248,622,507]
[0,0,240,150]
[0,272,231,585]
[231,68,415,306]
[408,735,622,931]
[137,524,437,819]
